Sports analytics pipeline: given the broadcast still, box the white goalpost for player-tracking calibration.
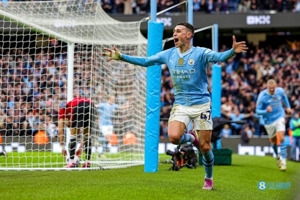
[0,1,148,170]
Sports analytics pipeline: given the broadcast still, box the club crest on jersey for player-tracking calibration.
[188,59,195,66]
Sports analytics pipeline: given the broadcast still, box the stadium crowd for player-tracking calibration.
[100,0,300,15]
[0,40,67,137]
[0,0,300,14]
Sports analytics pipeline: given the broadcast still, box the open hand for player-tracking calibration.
[102,45,122,61]
[75,147,82,157]
[232,35,248,53]
[62,148,67,157]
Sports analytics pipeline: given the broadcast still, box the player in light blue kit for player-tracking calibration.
[96,95,129,157]
[256,79,292,171]
[103,22,248,190]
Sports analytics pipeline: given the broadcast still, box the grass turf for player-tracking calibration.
[1,154,299,200]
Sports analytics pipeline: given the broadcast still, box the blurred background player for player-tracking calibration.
[255,79,292,171]
[96,95,129,157]
[58,92,97,168]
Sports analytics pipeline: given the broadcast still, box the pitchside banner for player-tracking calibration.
[0,136,299,161]
[111,12,300,30]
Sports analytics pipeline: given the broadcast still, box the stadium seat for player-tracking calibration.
[123,132,137,145]
[34,130,49,145]
[109,133,119,145]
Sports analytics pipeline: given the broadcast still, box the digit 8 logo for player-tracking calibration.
[258,181,266,190]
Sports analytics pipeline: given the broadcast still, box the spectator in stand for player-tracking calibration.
[220,124,232,138]
[295,0,300,12]
[137,0,149,14]
[289,112,300,161]
[1,116,17,136]
[206,0,216,13]
[221,96,234,117]
[123,0,133,15]
[240,124,253,145]
[44,115,57,138]
[102,0,113,13]
[199,0,208,12]
[114,0,124,13]
[249,0,259,11]
[238,0,250,12]
[23,110,39,136]
[215,0,229,13]
[193,0,201,12]
[222,107,253,135]
[261,59,275,78]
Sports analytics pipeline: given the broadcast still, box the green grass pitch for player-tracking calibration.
[1,154,299,200]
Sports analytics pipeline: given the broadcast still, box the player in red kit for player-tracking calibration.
[58,95,97,168]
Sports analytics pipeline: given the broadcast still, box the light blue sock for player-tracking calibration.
[179,133,193,145]
[272,143,278,157]
[280,142,287,159]
[202,150,214,179]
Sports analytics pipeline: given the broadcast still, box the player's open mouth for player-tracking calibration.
[174,38,179,45]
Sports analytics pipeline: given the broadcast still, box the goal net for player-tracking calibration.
[0,1,147,170]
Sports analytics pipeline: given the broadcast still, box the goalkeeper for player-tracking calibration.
[58,93,97,168]
[103,22,248,190]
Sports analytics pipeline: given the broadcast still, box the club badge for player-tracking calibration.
[178,58,184,66]
[188,59,195,65]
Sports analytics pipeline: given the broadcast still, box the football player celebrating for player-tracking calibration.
[103,22,248,190]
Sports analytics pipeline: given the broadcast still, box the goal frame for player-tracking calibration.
[0,1,148,170]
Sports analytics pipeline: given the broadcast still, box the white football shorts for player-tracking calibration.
[100,125,113,136]
[264,117,285,138]
[168,102,213,130]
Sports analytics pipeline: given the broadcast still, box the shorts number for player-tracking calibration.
[200,111,211,120]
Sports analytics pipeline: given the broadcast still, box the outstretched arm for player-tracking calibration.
[205,35,248,63]
[102,45,165,67]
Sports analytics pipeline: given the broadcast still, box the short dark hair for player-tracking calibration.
[176,22,194,37]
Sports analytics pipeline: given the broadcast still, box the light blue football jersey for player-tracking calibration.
[255,87,291,125]
[97,102,119,126]
[121,47,235,106]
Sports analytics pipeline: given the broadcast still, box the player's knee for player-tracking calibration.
[200,141,211,153]
[168,136,180,144]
